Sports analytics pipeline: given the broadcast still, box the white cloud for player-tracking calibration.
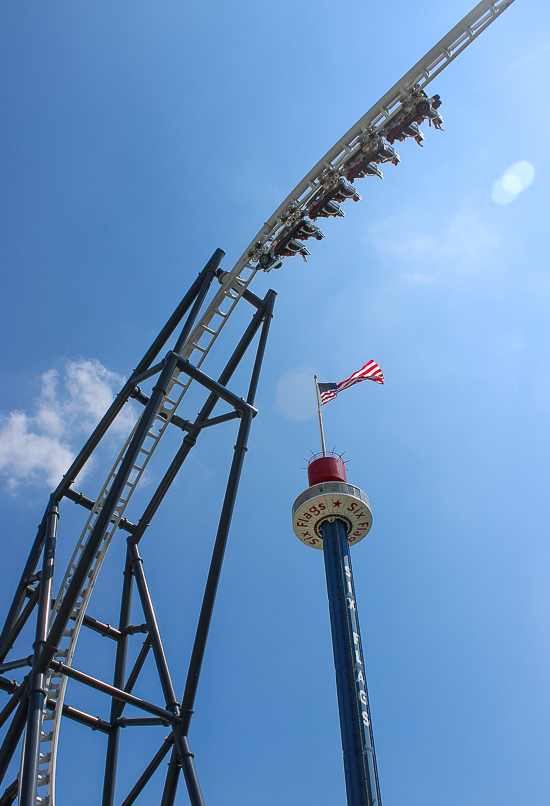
[492,161,535,205]
[368,209,501,279]
[0,359,136,490]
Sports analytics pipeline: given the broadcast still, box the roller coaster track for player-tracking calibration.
[1,2,515,803]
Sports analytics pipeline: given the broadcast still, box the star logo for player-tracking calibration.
[332,499,341,508]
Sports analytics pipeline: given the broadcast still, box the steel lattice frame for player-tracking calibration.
[0,2,514,804]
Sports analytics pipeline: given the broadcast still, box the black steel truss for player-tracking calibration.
[0,249,276,805]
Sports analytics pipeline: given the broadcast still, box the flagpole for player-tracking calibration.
[314,375,327,457]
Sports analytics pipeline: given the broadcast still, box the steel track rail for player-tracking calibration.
[35,1,514,801]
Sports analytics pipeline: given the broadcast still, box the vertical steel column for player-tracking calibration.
[19,496,59,806]
[321,518,381,806]
[102,551,134,806]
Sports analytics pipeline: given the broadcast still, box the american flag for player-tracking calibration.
[318,361,384,405]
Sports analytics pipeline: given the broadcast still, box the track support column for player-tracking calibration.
[19,496,59,806]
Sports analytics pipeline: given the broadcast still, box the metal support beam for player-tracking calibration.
[45,699,112,735]
[64,487,138,535]
[120,736,174,806]
[197,411,241,429]
[123,635,153,696]
[173,250,223,355]
[102,550,134,806]
[0,518,47,662]
[0,676,28,730]
[0,779,18,806]
[0,587,39,663]
[19,496,59,806]
[48,660,181,724]
[0,657,32,674]
[0,678,18,696]
[0,691,27,786]
[174,355,258,417]
[128,544,179,714]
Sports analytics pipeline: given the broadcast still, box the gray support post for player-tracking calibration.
[173,735,205,806]
[172,250,223,355]
[19,496,59,806]
[128,544,179,713]
[0,700,27,787]
[0,676,28,730]
[0,778,18,805]
[120,737,174,806]
[0,590,40,664]
[102,551,134,806]
[179,291,275,731]
[321,518,381,806]
[122,635,152,696]
[0,520,46,662]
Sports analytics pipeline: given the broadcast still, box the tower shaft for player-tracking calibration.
[321,518,381,806]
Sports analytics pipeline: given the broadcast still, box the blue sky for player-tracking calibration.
[0,1,549,804]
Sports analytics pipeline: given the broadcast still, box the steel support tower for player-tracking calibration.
[0,249,277,806]
[292,453,380,806]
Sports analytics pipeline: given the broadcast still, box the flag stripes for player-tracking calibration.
[318,361,384,405]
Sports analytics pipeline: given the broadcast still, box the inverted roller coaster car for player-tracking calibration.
[344,136,399,181]
[394,120,425,146]
[277,240,311,260]
[273,218,324,257]
[386,91,442,145]
[309,179,361,220]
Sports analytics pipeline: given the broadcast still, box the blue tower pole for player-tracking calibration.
[321,517,381,806]
[292,452,382,806]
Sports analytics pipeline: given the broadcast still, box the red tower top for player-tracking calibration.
[307,451,347,486]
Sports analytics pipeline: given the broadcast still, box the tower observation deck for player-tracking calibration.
[292,453,381,806]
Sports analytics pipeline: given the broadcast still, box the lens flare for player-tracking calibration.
[492,161,535,205]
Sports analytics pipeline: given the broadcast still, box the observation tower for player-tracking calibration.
[292,451,381,806]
